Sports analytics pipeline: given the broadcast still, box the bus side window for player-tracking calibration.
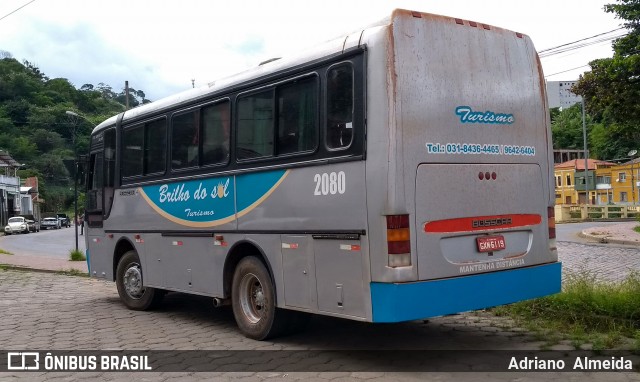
[172,110,200,170]
[103,128,116,218]
[144,119,166,174]
[326,63,354,150]
[237,90,274,160]
[277,77,318,155]
[202,101,230,166]
[122,125,143,177]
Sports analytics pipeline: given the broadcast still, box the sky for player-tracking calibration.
[0,0,624,101]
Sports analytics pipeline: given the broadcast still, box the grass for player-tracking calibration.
[69,249,86,261]
[0,248,13,255]
[56,268,88,277]
[634,225,640,234]
[493,270,640,350]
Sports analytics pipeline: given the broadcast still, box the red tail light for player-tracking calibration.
[548,206,556,239]
[386,215,411,267]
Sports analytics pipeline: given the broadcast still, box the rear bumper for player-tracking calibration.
[370,262,561,322]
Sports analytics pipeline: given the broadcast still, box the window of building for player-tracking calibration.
[566,174,571,186]
[619,172,626,182]
[326,63,354,149]
[621,192,628,202]
[556,176,562,187]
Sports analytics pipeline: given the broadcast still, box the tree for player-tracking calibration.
[573,0,640,155]
[551,104,587,149]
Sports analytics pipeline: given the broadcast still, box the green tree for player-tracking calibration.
[551,104,589,149]
[573,0,640,157]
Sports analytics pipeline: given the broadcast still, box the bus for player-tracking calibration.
[85,9,561,340]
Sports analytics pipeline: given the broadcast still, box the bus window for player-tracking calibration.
[122,125,143,177]
[145,119,166,174]
[237,90,274,160]
[326,63,354,149]
[172,110,200,170]
[202,101,230,166]
[277,78,317,155]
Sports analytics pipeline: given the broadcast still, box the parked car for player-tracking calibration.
[20,215,40,232]
[4,216,30,235]
[41,217,61,230]
[56,213,70,228]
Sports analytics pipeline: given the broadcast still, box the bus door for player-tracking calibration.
[86,128,116,279]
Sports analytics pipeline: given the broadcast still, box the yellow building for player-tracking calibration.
[554,159,615,205]
[607,158,640,204]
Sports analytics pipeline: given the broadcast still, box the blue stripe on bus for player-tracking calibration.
[85,249,90,275]
[370,262,561,323]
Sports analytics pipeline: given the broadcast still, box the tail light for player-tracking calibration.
[386,215,411,267]
[548,206,556,239]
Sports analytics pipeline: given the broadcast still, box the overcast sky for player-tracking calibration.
[0,0,623,101]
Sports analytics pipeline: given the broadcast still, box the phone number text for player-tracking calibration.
[425,143,536,156]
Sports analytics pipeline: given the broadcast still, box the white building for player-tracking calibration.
[546,80,582,109]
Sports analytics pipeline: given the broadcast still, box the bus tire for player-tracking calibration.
[231,256,287,340]
[116,250,163,310]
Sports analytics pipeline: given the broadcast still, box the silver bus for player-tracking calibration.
[85,9,561,340]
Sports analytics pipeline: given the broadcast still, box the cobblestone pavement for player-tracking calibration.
[558,241,640,282]
[0,242,638,381]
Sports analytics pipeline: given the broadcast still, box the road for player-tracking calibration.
[0,224,85,258]
[556,221,625,243]
[0,228,638,380]
[0,268,638,381]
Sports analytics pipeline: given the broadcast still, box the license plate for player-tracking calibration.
[476,235,506,252]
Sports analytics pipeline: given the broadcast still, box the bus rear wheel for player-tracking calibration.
[116,250,163,310]
[231,256,289,340]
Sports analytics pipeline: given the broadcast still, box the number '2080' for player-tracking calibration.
[314,171,346,195]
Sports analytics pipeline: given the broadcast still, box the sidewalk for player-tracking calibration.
[580,220,640,245]
[0,253,87,273]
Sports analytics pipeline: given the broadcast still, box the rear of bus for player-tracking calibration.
[367,10,560,322]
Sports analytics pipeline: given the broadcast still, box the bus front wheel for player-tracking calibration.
[231,256,288,340]
[116,250,163,310]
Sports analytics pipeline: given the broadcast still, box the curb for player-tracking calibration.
[578,231,640,246]
[0,263,88,276]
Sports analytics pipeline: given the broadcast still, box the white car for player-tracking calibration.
[41,217,61,230]
[4,217,30,235]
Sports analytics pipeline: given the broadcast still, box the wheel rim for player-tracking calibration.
[123,263,144,299]
[239,272,267,324]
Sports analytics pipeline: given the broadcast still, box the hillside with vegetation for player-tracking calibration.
[0,51,150,212]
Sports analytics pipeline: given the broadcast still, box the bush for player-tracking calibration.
[494,270,640,347]
[69,249,86,261]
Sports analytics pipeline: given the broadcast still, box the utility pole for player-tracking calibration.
[582,98,589,205]
[125,80,130,110]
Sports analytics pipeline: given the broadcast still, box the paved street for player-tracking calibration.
[0,241,638,381]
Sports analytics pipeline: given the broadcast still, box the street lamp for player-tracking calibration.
[65,110,85,252]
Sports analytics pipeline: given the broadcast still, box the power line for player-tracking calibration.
[538,27,626,53]
[539,30,627,58]
[545,65,590,78]
[0,0,36,22]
